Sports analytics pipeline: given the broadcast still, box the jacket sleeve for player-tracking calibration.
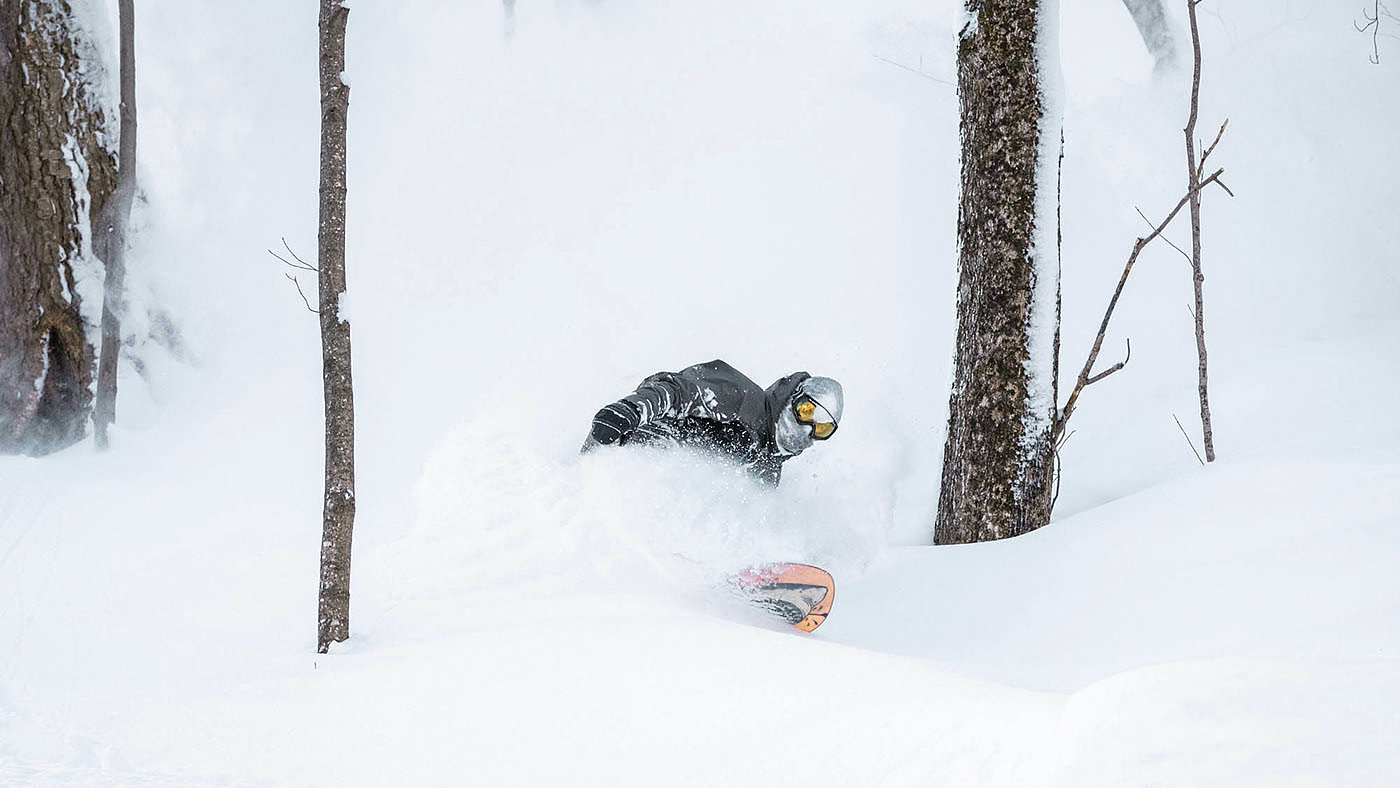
[621,362,742,426]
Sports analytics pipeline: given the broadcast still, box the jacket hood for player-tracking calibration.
[764,372,811,417]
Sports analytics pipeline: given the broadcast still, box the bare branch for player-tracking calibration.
[1173,413,1205,465]
[270,237,318,272]
[1137,206,1193,266]
[872,54,955,87]
[1085,339,1131,386]
[1050,421,1076,510]
[284,273,319,314]
[1052,168,1224,443]
[269,249,303,270]
[1162,232,1194,266]
[1197,118,1229,177]
[271,238,320,315]
[1055,432,1077,460]
[282,237,314,268]
[1358,1,1387,63]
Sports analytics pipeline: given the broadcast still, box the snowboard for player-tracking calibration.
[730,563,835,633]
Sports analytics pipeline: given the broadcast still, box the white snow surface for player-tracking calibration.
[3,0,1399,784]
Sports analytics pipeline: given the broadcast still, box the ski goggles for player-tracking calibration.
[793,396,838,440]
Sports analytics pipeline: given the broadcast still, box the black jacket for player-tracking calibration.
[618,360,809,486]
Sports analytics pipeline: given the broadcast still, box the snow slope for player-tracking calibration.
[2,0,1398,784]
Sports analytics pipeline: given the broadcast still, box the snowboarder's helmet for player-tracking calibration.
[775,376,843,455]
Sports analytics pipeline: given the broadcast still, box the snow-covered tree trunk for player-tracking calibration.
[0,1,118,456]
[316,0,356,654]
[92,0,136,449]
[936,0,1062,545]
[1121,0,1178,75]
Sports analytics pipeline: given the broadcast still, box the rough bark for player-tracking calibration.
[93,0,136,449]
[936,0,1057,545]
[0,1,118,456]
[316,0,355,654]
[1121,0,1178,74]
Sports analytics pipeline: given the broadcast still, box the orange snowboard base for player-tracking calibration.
[730,563,835,633]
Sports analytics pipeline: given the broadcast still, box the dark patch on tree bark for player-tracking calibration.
[0,1,118,455]
[936,0,1056,544]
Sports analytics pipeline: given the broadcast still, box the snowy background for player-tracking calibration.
[3,0,1399,783]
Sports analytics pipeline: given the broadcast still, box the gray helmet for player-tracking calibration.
[774,376,844,455]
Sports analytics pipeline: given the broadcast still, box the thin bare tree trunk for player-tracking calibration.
[936,0,1059,545]
[0,1,118,455]
[1184,0,1216,463]
[93,0,137,450]
[316,0,356,654]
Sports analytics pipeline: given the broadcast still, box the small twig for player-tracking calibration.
[284,273,319,314]
[1173,413,1205,465]
[282,237,315,269]
[1162,233,1194,266]
[1137,206,1193,266]
[269,249,309,270]
[873,54,955,87]
[1085,338,1131,385]
[1055,428,1076,452]
[270,237,318,273]
[1197,119,1229,177]
[271,238,320,314]
[1050,426,1076,511]
[1356,1,1385,63]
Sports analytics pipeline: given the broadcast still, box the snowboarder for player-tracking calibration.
[580,359,843,487]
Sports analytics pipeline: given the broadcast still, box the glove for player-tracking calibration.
[588,400,641,447]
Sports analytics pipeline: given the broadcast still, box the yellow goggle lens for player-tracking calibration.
[794,397,836,439]
[795,400,817,421]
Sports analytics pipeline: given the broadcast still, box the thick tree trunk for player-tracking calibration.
[316,0,355,654]
[936,0,1060,545]
[0,1,118,456]
[93,0,137,449]
[1121,0,1178,75]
